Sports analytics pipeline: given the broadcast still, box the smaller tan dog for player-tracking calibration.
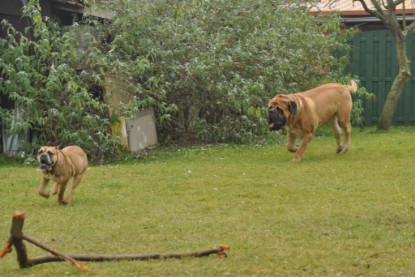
[37,145,88,205]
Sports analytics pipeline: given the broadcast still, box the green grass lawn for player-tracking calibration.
[1,128,415,276]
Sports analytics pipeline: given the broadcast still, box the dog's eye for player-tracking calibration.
[47,151,53,155]
[275,107,285,115]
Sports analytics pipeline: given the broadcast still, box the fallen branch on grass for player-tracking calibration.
[0,211,229,272]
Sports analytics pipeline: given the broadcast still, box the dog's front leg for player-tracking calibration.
[287,133,298,153]
[293,133,313,162]
[38,177,50,198]
[50,183,59,195]
[58,182,68,205]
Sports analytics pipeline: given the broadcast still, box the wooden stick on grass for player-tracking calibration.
[0,211,89,271]
[26,244,229,265]
[1,211,229,272]
[0,240,12,258]
[22,234,89,272]
[3,211,29,268]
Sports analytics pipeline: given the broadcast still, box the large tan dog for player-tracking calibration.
[268,80,357,162]
[37,145,88,205]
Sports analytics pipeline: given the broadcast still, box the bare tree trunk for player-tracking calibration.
[377,28,411,130]
[354,0,413,130]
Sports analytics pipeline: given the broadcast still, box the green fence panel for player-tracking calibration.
[350,30,415,126]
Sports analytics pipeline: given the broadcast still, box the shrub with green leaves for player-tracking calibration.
[101,0,355,143]
[0,1,122,162]
[0,0,364,162]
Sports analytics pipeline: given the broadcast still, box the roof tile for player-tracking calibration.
[309,0,415,16]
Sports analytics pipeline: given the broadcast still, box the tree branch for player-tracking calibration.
[1,211,230,272]
[0,240,12,258]
[5,211,29,268]
[407,21,415,32]
[22,234,89,272]
[386,0,397,15]
[403,21,415,36]
[25,245,230,266]
[354,0,387,22]
[392,0,405,6]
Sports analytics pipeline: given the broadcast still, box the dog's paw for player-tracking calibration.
[292,157,302,162]
[337,145,350,154]
[39,191,50,199]
[287,147,298,153]
[59,200,68,205]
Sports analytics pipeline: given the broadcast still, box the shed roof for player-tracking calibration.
[309,0,415,16]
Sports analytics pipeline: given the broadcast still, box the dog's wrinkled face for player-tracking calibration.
[268,96,298,131]
[268,107,286,131]
[37,147,58,170]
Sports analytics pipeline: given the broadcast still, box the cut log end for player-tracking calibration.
[0,240,12,258]
[219,244,230,251]
[217,244,230,258]
[76,263,90,272]
[13,211,26,220]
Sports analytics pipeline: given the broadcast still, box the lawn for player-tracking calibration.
[1,128,415,276]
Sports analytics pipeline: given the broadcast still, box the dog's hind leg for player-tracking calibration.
[337,110,352,153]
[63,174,83,204]
[339,120,352,153]
[328,117,343,153]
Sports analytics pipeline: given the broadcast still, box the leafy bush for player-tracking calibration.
[101,0,355,143]
[0,0,362,162]
[0,1,123,162]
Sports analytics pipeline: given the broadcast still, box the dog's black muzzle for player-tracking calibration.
[39,154,49,163]
[39,153,54,170]
[268,108,286,131]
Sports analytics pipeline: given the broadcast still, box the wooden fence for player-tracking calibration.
[349,30,415,126]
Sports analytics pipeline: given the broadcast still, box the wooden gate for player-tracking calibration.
[349,30,415,126]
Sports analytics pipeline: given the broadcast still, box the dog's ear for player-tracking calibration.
[288,101,297,115]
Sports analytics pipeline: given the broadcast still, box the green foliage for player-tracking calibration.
[0,0,123,162]
[351,86,376,128]
[0,0,366,161]
[101,0,356,143]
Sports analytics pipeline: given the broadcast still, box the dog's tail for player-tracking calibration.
[346,80,358,93]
